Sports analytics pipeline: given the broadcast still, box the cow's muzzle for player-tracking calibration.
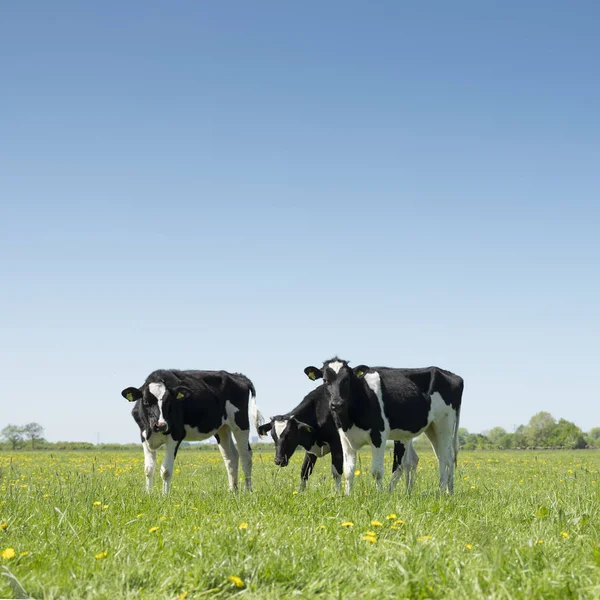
[274,456,289,467]
[154,422,168,433]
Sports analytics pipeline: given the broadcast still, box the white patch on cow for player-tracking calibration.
[149,382,168,427]
[148,382,167,400]
[273,419,288,439]
[184,424,217,442]
[141,429,148,440]
[424,391,458,493]
[225,400,240,429]
[364,371,390,435]
[338,428,357,495]
[328,360,344,374]
[147,432,168,450]
[342,424,372,451]
[308,443,330,458]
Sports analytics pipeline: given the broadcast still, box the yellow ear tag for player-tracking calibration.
[306,426,312,432]
[176,391,185,399]
[308,372,316,381]
[356,370,364,378]
[126,393,134,401]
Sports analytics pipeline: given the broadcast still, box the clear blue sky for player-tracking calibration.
[2,1,599,443]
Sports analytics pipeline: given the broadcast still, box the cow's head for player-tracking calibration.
[258,416,313,467]
[121,381,191,435]
[304,358,369,420]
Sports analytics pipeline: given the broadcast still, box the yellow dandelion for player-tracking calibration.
[362,535,377,544]
[395,519,405,526]
[292,491,298,495]
[0,523,7,530]
[228,575,245,588]
[561,531,569,538]
[417,535,433,543]
[95,551,108,560]
[93,501,101,506]
[1,548,16,560]
[364,531,377,536]
[317,525,326,530]
[341,521,354,527]
[537,539,543,544]
[465,544,473,550]
[354,469,361,476]
[386,514,397,520]
[20,551,30,557]
[102,505,109,510]
[149,526,159,533]
[238,522,248,530]
[370,520,383,527]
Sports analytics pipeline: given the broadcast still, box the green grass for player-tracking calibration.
[1,447,600,599]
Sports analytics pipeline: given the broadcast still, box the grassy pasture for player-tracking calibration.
[1,446,599,599]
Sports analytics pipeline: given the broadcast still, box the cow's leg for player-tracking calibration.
[389,442,405,492]
[331,449,343,491]
[370,442,386,491]
[232,428,253,491]
[405,446,419,492]
[142,441,156,492]
[160,437,178,494]
[425,423,453,494]
[216,426,239,491]
[339,432,357,495]
[299,453,317,491]
[441,412,457,494]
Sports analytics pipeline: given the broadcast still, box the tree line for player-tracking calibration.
[458,412,599,450]
[1,423,45,449]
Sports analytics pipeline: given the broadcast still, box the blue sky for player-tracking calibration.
[2,1,599,443]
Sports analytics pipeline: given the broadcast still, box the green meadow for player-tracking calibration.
[1,447,599,599]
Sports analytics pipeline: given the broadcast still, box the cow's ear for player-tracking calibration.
[257,422,273,437]
[172,385,192,400]
[122,387,142,402]
[304,366,323,381]
[353,365,370,378]
[295,419,313,433]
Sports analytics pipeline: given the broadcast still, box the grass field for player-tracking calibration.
[1,446,599,599]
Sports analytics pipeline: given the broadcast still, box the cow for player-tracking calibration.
[257,385,419,492]
[303,358,463,495]
[121,369,262,494]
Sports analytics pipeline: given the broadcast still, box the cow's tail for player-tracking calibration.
[248,382,265,433]
[453,402,461,466]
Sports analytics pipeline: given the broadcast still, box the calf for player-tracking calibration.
[258,385,419,492]
[122,369,261,493]
[304,359,463,494]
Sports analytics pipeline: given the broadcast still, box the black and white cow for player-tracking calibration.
[304,358,463,495]
[257,385,419,492]
[122,369,262,493]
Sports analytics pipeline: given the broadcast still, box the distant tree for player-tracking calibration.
[587,428,600,446]
[497,433,514,449]
[549,419,587,449]
[524,412,556,447]
[457,428,470,448]
[512,425,527,448]
[487,427,507,445]
[1,425,25,450]
[23,422,45,449]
